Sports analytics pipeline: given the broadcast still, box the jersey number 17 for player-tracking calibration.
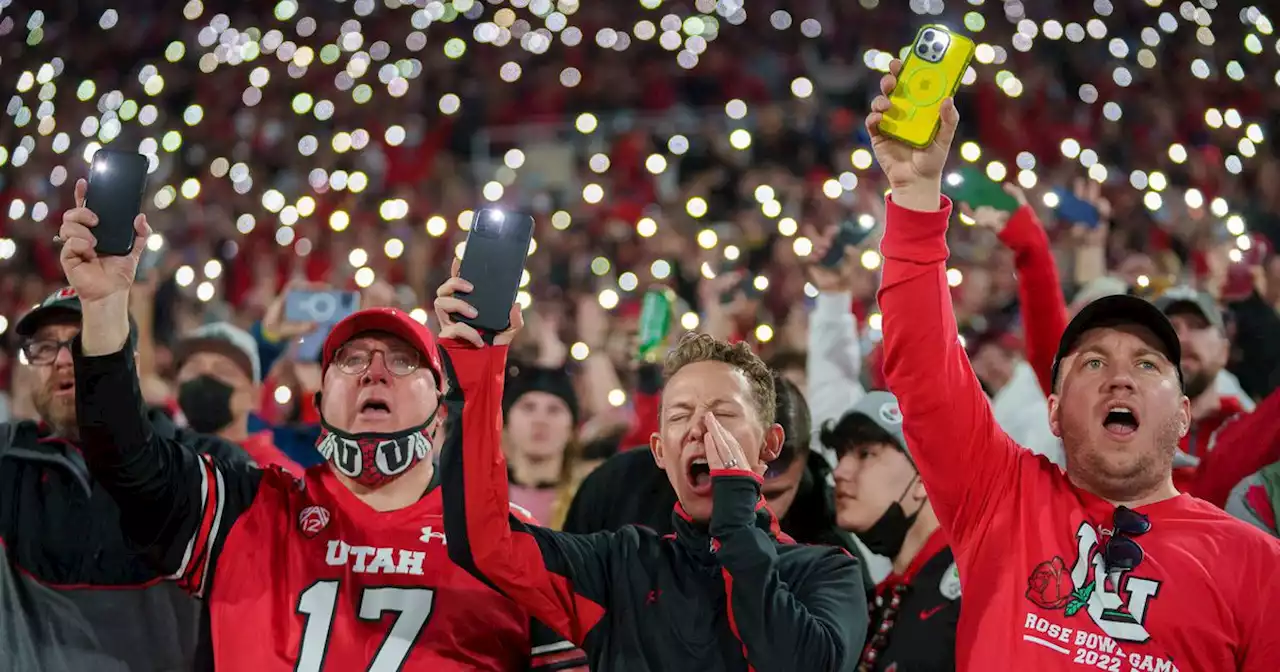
[295,580,436,671]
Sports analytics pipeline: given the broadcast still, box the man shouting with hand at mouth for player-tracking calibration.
[435,261,866,671]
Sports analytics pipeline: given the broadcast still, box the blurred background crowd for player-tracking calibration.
[2,0,1280,548]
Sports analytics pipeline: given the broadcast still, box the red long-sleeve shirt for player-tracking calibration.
[997,206,1069,396]
[878,194,1280,671]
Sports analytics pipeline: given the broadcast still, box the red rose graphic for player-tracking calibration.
[1026,556,1073,610]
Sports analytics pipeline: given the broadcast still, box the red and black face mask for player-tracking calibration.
[315,403,439,489]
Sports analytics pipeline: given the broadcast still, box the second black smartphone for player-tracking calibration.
[456,209,535,333]
[819,219,877,268]
[84,149,149,256]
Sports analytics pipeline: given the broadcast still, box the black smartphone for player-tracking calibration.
[717,257,747,304]
[284,290,361,324]
[819,218,877,268]
[456,209,535,333]
[84,149,149,257]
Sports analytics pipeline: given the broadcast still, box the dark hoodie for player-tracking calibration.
[561,444,876,596]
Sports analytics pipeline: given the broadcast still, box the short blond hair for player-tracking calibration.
[663,332,776,426]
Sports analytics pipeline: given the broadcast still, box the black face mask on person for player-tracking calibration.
[178,375,238,434]
[858,473,924,558]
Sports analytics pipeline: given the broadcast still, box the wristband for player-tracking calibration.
[261,325,283,345]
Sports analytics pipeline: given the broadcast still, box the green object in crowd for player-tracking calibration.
[943,164,1021,212]
[637,287,675,363]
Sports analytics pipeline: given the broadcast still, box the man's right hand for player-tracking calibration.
[435,257,524,347]
[960,184,1028,236]
[59,178,150,304]
[261,279,322,344]
[865,59,960,212]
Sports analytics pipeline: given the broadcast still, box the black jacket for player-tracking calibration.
[439,342,869,671]
[562,444,876,595]
[859,534,959,672]
[0,411,246,671]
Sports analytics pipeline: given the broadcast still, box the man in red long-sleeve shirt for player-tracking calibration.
[867,59,1280,670]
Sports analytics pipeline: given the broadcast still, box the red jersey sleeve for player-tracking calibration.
[877,195,1023,552]
[437,341,612,646]
[74,339,262,598]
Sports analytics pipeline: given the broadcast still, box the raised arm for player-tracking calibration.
[437,334,614,646]
[866,61,1021,548]
[996,204,1069,395]
[61,178,260,597]
[74,338,262,595]
[807,292,867,431]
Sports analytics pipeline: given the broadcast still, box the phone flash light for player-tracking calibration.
[94,161,108,173]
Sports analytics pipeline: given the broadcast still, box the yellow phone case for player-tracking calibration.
[879,25,975,149]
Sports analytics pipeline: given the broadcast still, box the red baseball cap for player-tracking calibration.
[321,308,443,384]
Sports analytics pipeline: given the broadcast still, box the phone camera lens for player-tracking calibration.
[922,30,935,42]
[306,295,336,322]
[917,43,930,55]
[933,41,945,53]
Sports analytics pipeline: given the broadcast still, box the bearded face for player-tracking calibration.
[27,321,81,439]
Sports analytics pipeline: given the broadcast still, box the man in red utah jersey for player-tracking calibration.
[866,61,1280,670]
[57,177,585,671]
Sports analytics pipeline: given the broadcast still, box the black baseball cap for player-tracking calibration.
[15,288,84,339]
[15,287,139,347]
[1050,294,1183,391]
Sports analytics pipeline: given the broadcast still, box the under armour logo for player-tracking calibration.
[420,526,447,544]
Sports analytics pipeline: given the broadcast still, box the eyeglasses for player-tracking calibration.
[21,338,75,366]
[858,583,909,671]
[1102,506,1151,572]
[332,345,421,377]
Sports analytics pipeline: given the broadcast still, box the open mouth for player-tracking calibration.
[1103,405,1139,437]
[687,457,711,492]
[359,400,391,417]
[54,380,75,394]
